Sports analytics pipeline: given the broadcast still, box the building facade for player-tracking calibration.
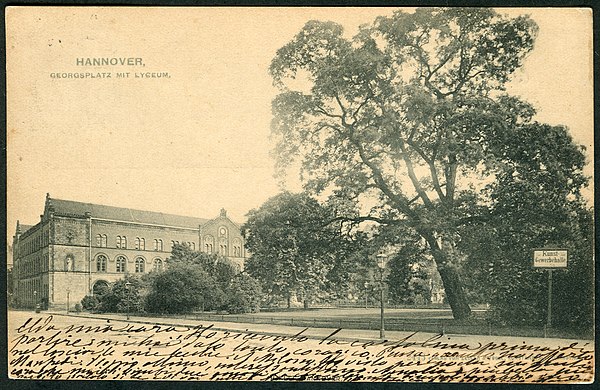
[12,194,246,309]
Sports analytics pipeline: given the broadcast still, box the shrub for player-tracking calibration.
[81,295,99,311]
[224,273,262,314]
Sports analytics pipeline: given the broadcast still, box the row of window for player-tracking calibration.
[95,254,163,273]
[18,279,45,304]
[96,235,197,251]
[19,231,49,256]
[203,236,243,256]
[18,254,49,277]
[170,240,195,250]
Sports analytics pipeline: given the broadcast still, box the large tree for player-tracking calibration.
[457,123,593,328]
[269,8,587,319]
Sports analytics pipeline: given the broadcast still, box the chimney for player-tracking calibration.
[220,208,227,217]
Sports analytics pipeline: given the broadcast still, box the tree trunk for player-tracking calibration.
[435,262,471,320]
[423,232,471,320]
[287,294,291,309]
[304,299,309,309]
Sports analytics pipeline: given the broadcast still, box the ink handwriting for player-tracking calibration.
[8,315,593,382]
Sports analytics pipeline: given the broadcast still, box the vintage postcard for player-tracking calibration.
[6,7,594,382]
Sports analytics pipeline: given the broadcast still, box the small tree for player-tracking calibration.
[224,273,262,314]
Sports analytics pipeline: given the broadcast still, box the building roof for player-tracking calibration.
[48,197,210,229]
[20,224,34,233]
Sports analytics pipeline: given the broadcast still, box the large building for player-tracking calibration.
[11,194,246,309]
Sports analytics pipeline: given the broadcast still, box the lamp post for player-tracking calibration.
[364,282,369,309]
[125,281,131,320]
[376,253,389,339]
[34,290,39,313]
[66,288,70,313]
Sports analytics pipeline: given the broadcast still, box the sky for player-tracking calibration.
[6,7,593,242]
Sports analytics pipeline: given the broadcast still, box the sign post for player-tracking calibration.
[547,269,552,328]
[532,248,568,330]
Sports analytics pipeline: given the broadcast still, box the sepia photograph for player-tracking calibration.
[6,6,594,382]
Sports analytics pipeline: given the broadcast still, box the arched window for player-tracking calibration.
[135,237,140,249]
[220,244,228,255]
[135,257,145,273]
[116,236,127,249]
[116,256,126,273]
[153,258,163,272]
[140,238,145,250]
[101,234,107,247]
[158,239,163,251]
[190,242,195,250]
[233,238,242,257]
[93,280,109,297]
[96,234,103,247]
[204,235,214,253]
[96,255,107,272]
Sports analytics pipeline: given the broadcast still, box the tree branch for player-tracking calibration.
[327,215,407,226]
[445,154,458,204]
[314,105,344,119]
[398,140,434,208]
[406,139,446,203]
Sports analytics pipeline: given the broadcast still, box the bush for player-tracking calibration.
[81,295,99,311]
[145,263,224,314]
[74,303,82,313]
[224,273,262,314]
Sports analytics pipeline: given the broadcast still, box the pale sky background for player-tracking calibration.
[6,7,593,242]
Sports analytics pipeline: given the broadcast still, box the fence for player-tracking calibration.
[155,312,591,340]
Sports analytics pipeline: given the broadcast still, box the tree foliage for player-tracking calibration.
[97,275,146,314]
[225,273,263,314]
[145,263,223,314]
[386,243,432,305]
[453,115,593,328]
[243,192,362,306]
[144,243,259,314]
[168,243,240,290]
[268,8,589,320]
